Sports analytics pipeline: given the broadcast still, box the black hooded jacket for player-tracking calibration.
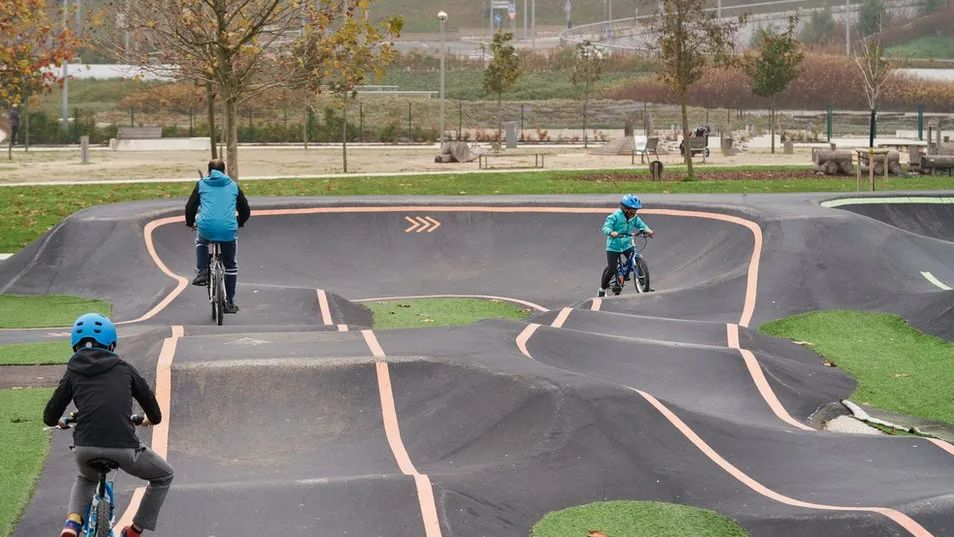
[43,347,162,448]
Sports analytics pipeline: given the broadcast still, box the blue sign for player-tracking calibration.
[494,13,502,24]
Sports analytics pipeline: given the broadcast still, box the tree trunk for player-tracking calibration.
[342,98,348,173]
[770,107,775,154]
[868,108,876,148]
[207,83,218,160]
[583,91,589,149]
[497,94,503,143]
[225,95,239,181]
[680,92,694,180]
[24,107,30,152]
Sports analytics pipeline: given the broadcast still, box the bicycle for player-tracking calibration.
[207,242,226,325]
[51,413,145,537]
[609,232,652,295]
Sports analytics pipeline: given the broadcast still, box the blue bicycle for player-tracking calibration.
[610,232,652,295]
[53,413,145,537]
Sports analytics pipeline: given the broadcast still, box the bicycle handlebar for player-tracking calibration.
[48,412,146,431]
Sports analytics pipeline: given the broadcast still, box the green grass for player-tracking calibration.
[0,295,111,329]
[6,166,954,252]
[887,35,954,59]
[760,310,954,426]
[532,501,749,537]
[0,341,74,366]
[366,298,532,329]
[0,388,53,537]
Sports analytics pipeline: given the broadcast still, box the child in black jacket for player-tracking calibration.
[44,313,174,537]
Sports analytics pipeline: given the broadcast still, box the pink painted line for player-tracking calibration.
[551,307,573,328]
[929,438,954,457]
[590,298,603,311]
[117,216,188,325]
[337,324,349,332]
[726,324,813,431]
[632,388,935,537]
[355,294,548,312]
[515,324,541,359]
[115,325,183,530]
[363,332,443,537]
[316,289,333,325]
[361,329,386,358]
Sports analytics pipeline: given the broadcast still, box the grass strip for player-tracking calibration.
[0,295,111,329]
[0,388,54,537]
[532,501,749,537]
[366,297,532,329]
[0,341,74,366]
[4,167,954,251]
[760,310,954,426]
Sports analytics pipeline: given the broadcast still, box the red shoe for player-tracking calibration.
[120,526,143,537]
[60,516,83,537]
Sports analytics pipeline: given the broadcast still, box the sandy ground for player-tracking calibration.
[0,143,817,184]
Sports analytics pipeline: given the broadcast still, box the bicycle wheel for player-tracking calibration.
[209,276,216,321]
[214,265,225,326]
[635,257,651,293]
[91,496,111,537]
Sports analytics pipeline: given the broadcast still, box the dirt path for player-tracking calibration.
[0,145,813,184]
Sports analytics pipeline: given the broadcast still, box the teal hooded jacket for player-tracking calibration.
[602,208,649,252]
[185,169,251,242]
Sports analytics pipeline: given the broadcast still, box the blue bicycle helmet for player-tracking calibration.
[621,194,642,209]
[70,313,117,351]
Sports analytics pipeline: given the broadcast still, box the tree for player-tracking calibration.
[1,0,77,159]
[859,0,889,37]
[482,32,521,143]
[571,41,604,148]
[648,0,745,179]
[744,16,804,153]
[99,0,304,180]
[287,4,402,172]
[1,0,76,106]
[853,35,895,148]
[800,6,837,44]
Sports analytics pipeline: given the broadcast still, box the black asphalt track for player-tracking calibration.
[5,193,954,537]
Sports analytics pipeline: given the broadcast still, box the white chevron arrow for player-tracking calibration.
[404,216,442,233]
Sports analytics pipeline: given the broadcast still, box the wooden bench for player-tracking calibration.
[117,126,162,139]
[921,155,954,176]
[679,136,709,158]
[478,152,545,170]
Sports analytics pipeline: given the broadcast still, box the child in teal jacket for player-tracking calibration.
[599,194,654,297]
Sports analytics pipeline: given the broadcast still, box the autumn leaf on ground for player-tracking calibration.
[588,530,607,537]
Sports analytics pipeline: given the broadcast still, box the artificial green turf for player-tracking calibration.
[760,310,954,426]
[5,167,954,251]
[532,501,749,537]
[887,35,954,59]
[0,388,54,537]
[366,298,532,329]
[0,341,74,365]
[0,295,111,329]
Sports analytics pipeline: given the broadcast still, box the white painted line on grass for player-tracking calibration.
[921,271,952,291]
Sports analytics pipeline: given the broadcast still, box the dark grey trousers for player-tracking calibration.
[70,445,174,531]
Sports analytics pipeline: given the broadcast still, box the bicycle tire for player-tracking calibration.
[93,496,111,537]
[635,257,651,293]
[215,265,225,326]
[209,276,216,322]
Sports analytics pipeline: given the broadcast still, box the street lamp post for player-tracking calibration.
[438,11,448,145]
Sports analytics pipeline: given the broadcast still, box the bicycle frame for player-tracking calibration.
[207,242,226,324]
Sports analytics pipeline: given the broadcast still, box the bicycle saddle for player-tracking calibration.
[88,458,120,472]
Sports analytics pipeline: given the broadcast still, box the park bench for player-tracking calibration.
[631,136,659,164]
[478,152,546,170]
[116,126,162,139]
[921,155,954,176]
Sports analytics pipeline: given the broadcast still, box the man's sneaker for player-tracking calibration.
[224,300,240,314]
[597,288,606,298]
[191,269,209,287]
[120,526,143,537]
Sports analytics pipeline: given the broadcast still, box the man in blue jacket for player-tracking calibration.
[598,194,654,297]
[185,160,251,313]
